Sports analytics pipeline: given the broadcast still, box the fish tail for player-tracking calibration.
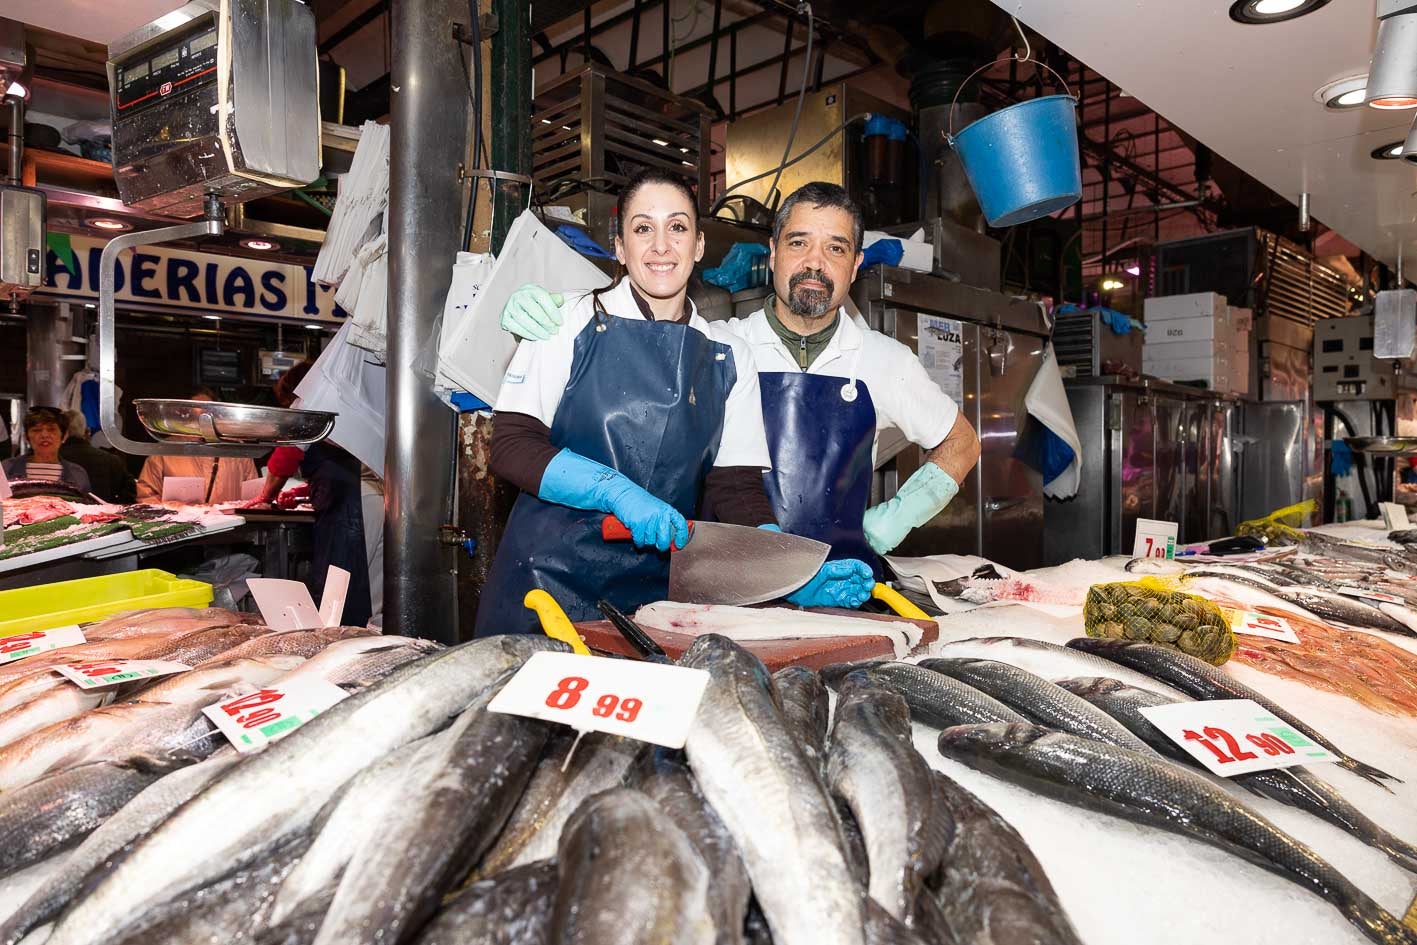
[1342,757,1403,788]
[1340,897,1417,945]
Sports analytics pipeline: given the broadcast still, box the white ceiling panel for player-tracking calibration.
[8,1,188,45]
[997,0,1417,267]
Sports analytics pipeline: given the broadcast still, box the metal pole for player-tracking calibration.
[6,96,20,184]
[386,0,467,643]
[492,0,531,253]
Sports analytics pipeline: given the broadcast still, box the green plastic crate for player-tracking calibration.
[0,569,214,637]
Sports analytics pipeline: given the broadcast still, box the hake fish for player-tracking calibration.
[918,657,1156,754]
[927,772,1083,945]
[773,666,830,772]
[938,722,1417,945]
[311,679,549,945]
[826,672,946,923]
[43,635,567,945]
[0,654,304,792]
[413,860,558,945]
[1059,676,1417,876]
[819,661,1025,728]
[1067,638,1402,787]
[632,748,750,945]
[680,635,865,945]
[550,788,716,945]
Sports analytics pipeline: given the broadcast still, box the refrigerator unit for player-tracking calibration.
[852,266,1051,570]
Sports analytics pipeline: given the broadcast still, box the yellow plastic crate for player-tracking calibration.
[0,569,214,637]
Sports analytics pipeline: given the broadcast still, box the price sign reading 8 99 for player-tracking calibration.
[490,651,710,749]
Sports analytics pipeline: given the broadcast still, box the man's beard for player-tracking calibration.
[786,268,835,318]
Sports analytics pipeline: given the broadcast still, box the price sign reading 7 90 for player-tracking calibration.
[490,651,710,749]
[1138,698,1338,777]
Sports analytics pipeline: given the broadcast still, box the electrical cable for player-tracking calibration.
[710,111,869,215]
[461,0,485,250]
[762,2,814,210]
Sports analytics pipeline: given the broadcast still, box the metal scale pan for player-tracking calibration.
[1344,436,1417,456]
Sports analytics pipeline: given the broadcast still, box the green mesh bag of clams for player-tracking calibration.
[1083,578,1235,665]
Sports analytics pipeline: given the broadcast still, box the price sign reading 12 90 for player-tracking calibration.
[1138,698,1338,777]
[489,651,710,749]
[203,677,349,753]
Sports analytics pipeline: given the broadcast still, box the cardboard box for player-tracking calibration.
[1143,353,1234,390]
[1144,292,1229,322]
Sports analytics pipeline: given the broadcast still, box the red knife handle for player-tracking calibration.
[600,515,694,548]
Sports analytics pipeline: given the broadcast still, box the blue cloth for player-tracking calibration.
[1015,415,1078,486]
[450,392,490,412]
[474,308,736,636]
[1054,303,1142,336]
[863,114,909,142]
[862,238,904,269]
[1330,440,1354,478]
[80,378,101,434]
[758,371,882,579]
[704,242,769,292]
[552,224,614,260]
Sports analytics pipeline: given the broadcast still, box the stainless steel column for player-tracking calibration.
[385,0,469,643]
[25,302,68,408]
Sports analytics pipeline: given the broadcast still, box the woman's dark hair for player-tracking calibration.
[592,169,699,313]
[21,406,65,434]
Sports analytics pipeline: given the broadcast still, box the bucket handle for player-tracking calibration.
[946,57,1076,142]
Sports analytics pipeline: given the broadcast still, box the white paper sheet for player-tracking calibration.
[916,314,965,405]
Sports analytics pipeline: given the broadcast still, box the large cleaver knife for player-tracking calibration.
[601,516,829,605]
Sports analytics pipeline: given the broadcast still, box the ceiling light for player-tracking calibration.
[1402,113,1417,163]
[303,323,324,330]
[1229,0,1332,23]
[3,80,26,100]
[1125,264,1142,276]
[1367,2,1417,109]
[240,238,279,251]
[1314,74,1369,109]
[652,138,670,147]
[202,314,222,321]
[1100,277,1125,292]
[1372,140,1406,159]
[86,218,131,231]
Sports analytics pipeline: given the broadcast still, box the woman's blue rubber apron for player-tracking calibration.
[474,307,735,636]
[757,343,882,578]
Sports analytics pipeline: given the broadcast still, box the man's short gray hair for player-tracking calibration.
[64,410,87,439]
[771,181,864,253]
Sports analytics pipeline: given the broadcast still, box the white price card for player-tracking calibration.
[249,566,349,630]
[1132,519,1178,560]
[203,677,350,753]
[1137,698,1338,776]
[55,659,192,689]
[1381,502,1411,530]
[0,626,86,665]
[1334,585,1406,606]
[1224,609,1300,644]
[489,651,711,749]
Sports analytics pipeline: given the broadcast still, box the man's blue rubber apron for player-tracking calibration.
[475,307,734,636]
[758,355,882,578]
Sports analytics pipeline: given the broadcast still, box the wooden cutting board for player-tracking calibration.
[573,607,938,671]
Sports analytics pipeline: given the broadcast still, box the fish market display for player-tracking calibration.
[937,722,1417,945]
[1181,570,1416,637]
[1060,677,1417,874]
[1069,638,1401,787]
[927,771,1084,945]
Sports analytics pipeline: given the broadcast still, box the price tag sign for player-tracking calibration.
[0,626,86,665]
[488,651,710,749]
[1132,518,1178,560]
[1335,585,1406,606]
[203,677,350,753]
[1380,502,1411,530]
[249,566,349,630]
[1138,698,1338,776]
[55,659,191,689]
[1223,609,1300,644]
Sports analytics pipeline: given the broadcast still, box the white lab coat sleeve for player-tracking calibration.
[872,334,959,450]
[712,334,772,469]
[491,291,593,425]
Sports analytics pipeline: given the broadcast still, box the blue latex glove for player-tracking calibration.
[786,558,875,609]
[501,284,564,341]
[863,462,960,555]
[1330,440,1354,478]
[539,449,688,552]
[862,238,904,269]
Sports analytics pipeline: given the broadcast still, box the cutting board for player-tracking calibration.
[574,607,938,671]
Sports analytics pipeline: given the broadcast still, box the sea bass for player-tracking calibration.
[1059,676,1417,876]
[550,788,716,945]
[918,657,1156,754]
[938,723,1417,945]
[680,635,865,945]
[42,635,567,945]
[413,860,558,945]
[927,771,1083,945]
[826,672,946,923]
[819,661,1025,728]
[929,637,1185,697]
[1068,638,1401,787]
[773,666,830,773]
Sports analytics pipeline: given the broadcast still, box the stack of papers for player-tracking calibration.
[313,121,389,286]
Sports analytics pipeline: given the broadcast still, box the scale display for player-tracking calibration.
[113,23,219,116]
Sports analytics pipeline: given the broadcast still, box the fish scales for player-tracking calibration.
[937,722,1417,945]
[820,661,1025,729]
[681,635,866,945]
[773,666,830,774]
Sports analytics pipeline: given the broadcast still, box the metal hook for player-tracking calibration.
[1012,16,1031,64]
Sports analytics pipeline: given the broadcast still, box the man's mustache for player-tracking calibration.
[789,268,834,295]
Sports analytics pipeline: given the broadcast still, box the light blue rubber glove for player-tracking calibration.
[862,462,960,555]
[501,284,564,341]
[540,448,688,552]
[786,558,875,609]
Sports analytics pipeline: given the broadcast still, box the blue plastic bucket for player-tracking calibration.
[949,94,1082,228]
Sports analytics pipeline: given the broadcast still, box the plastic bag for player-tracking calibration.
[184,553,261,612]
[1083,577,1236,665]
[1235,499,1317,546]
